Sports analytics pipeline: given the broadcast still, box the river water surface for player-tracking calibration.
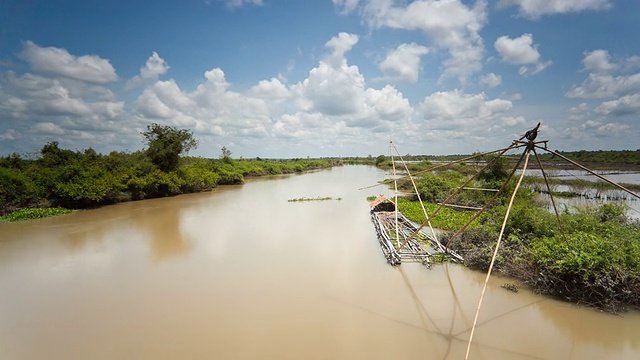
[1,165,640,359]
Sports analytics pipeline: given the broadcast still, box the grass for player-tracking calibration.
[396,197,477,230]
[288,196,342,202]
[0,207,77,222]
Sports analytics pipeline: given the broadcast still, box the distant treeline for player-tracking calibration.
[535,149,640,165]
[359,149,640,167]
[0,124,339,215]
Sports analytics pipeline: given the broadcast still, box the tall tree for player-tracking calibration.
[142,124,198,172]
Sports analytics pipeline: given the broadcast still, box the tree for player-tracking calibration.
[142,124,198,172]
[220,146,232,159]
[220,146,233,164]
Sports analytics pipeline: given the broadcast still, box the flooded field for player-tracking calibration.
[1,166,640,359]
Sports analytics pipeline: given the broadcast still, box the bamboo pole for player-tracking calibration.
[537,146,640,201]
[444,148,528,248]
[390,142,445,252]
[396,147,516,252]
[390,141,400,248]
[465,150,531,360]
[398,143,526,178]
[532,147,569,245]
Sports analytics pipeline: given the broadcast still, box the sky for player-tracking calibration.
[0,0,639,158]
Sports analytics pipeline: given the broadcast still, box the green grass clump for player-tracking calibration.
[0,207,76,222]
[288,196,341,202]
[396,197,476,230]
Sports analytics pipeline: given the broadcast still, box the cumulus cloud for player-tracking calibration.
[223,0,263,8]
[291,32,413,129]
[333,0,360,14]
[499,0,612,19]
[18,41,117,83]
[594,94,640,115]
[419,89,512,130]
[582,49,617,73]
[358,0,488,83]
[494,34,551,75]
[1,72,107,118]
[567,51,640,99]
[479,72,502,88]
[248,78,290,100]
[378,43,429,83]
[325,32,359,66]
[126,52,170,89]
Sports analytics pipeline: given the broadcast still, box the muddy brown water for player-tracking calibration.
[1,165,639,359]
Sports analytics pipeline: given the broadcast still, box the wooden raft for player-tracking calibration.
[370,196,462,266]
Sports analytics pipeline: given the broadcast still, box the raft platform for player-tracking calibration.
[370,196,463,266]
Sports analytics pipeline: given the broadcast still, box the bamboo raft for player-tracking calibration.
[370,196,462,266]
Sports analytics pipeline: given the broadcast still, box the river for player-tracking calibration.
[1,165,639,359]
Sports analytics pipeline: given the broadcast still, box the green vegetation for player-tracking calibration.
[536,149,640,166]
[389,154,640,312]
[288,196,342,202]
[0,207,76,222]
[0,124,338,219]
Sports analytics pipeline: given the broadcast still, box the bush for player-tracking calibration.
[0,167,39,212]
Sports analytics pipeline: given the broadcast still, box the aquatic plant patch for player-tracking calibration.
[0,207,77,222]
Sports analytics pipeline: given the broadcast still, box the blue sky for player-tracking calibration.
[1,0,639,158]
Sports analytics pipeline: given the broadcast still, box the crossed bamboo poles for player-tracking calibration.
[383,123,640,359]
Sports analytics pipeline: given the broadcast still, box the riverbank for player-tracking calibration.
[391,160,640,313]
[0,147,341,219]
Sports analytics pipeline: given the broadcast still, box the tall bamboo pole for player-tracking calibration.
[532,148,568,244]
[537,146,640,200]
[390,141,400,248]
[390,142,445,252]
[465,150,531,360]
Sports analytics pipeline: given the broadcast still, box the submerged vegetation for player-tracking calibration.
[388,153,640,312]
[0,123,337,219]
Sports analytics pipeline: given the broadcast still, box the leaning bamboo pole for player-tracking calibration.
[390,141,400,248]
[389,142,445,252]
[444,148,528,248]
[465,150,531,360]
[397,144,522,252]
[532,147,569,245]
[536,146,640,201]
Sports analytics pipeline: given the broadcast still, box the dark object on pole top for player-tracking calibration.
[524,122,541,142]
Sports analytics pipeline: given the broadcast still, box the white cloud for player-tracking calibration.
[566,72,640,99]
[224,0,263,8]
[0,129,19,141]
[126,52,170,89]
[333,0,360,14]
[499,0,612,19]
[18,41,117,83]
[567,51,640,100]
[359,0,488,83]
[325,32,360,66]
[479,72,502,88]
[34,122,65,135]
[420,89,512,130]
[582,49,617,73]
[378,43,429,83]
[502,116,526,126]
[495,34,540,64]
[595,94,640,115]
[248,78,290,100]
[494,34,551,75]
